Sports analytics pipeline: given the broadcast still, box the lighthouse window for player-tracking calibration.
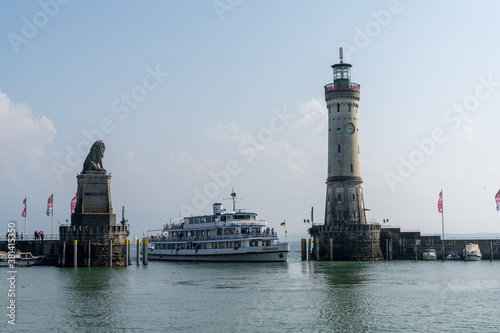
[338,144,341,153]
[352,194,355,200]
[351,164,353,172]
[338,194,341,201]
[337,104,340,112]
[349,104,351,112]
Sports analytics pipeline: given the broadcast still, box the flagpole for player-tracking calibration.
[25,195,27,236]
[52,193,54,239]
[441,189,445,261]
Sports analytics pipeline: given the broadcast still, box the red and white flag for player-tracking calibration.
[437,190,443,213]
[46,194,53,216]
[22,197,27,217]
[496,190,500,212]
[71,192,77,214]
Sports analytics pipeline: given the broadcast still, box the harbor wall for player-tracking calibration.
[381,227,500,260]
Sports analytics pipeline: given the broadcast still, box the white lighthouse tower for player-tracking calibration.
[324,48,366,226]
[311,48,383,261]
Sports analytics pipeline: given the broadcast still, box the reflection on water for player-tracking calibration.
[61,267,128,330]
[310,262,376,331]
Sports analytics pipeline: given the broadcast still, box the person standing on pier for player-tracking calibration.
[34,230,39,240]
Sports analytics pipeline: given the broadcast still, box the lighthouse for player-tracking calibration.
[311,48,383,261]
[324,48,366,226]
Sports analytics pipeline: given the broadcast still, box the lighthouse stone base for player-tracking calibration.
[311,224,383,261]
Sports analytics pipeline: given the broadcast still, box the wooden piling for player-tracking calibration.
[143,239,148,265]
[329,238,333,261]
[87,241,91,267]
[125,239,128,266]
[62,241,66,266]
[301,239,306,261]
[109,238,113,267]
[307,239,311,261]
[73,240,77,267]
[136,239,140,265]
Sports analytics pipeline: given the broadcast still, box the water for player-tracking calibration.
[2,241,500,332]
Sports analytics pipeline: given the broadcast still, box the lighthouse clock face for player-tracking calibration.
[345,123,355,134]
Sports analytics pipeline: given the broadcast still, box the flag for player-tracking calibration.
[496,190,500,212]
[46,194,53,216]
[280,222,286,226]
[71,192,77,214]
[22,197,27,217]
[437,190,443,213]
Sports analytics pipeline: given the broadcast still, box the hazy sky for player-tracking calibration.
[2,1,500,239]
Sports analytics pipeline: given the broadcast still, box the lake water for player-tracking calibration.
[2,241,499,332]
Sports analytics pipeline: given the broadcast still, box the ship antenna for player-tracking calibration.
[223,187,244,212]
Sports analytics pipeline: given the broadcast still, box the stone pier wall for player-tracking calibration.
[311,223,383,261]
[59,225,129,267]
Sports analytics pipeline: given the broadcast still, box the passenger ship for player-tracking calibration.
[148,196,289,262]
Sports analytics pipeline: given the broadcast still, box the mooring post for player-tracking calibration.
[143,239,148,265]
[87,241,91,267]
[385,239,389,261]
[109,238,113,267]
[390,239,393,261]
[330,238,333,261]
[124,239,128,266]
[301,239,306,261]
[128,239,131,265]
[136,239,140,265]
[371,237,374,260]
[307,238,311,261]
[73,240,77,267]
[490,241,493,261]
[62,241,66,267]
[315,238,319,260]
[414,242,417,261]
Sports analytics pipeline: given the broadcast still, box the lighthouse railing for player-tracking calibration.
[324,82,360,93]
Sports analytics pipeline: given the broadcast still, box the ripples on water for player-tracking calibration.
[2,242,500,332]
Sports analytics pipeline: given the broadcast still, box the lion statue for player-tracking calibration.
[82,140,106,172]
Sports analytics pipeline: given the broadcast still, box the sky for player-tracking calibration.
[1,0,500,240]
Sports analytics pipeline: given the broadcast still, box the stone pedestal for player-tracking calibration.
[60,170,129,267]
[71,171,116,227]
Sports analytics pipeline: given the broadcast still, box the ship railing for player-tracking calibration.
[149,232,278,242]
[163,223,185,230]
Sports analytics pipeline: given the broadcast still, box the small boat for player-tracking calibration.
[148,192,289,262]
[0,251,45,267]
[422,248,437,260]
[463,243,482,261]
[445,252,461,260]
